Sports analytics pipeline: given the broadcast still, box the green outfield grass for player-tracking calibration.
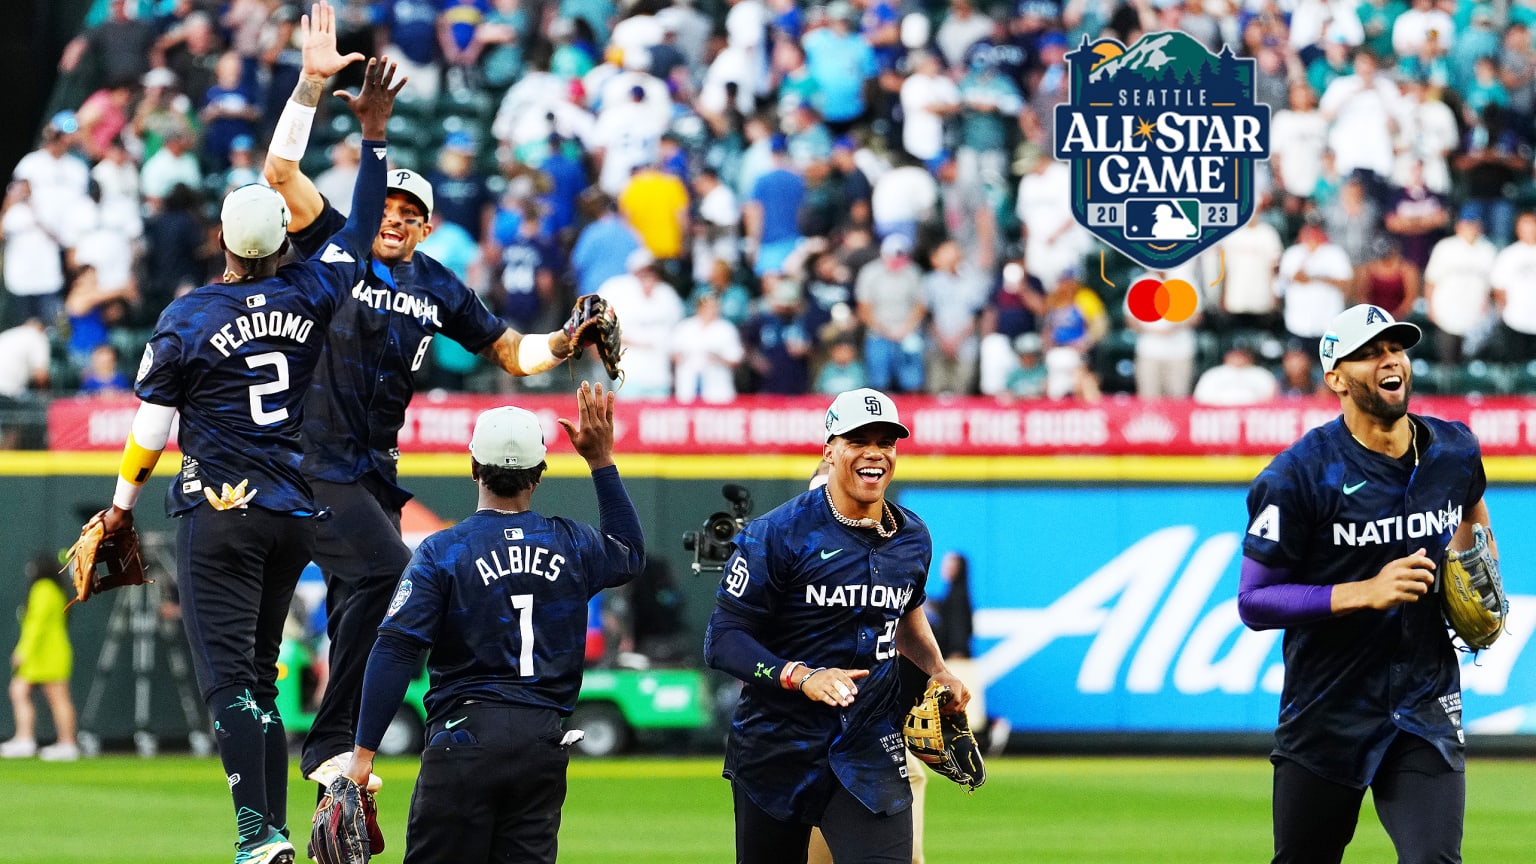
[3,755,1534,862]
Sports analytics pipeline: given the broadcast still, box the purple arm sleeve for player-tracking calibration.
[1237,556,1336,630]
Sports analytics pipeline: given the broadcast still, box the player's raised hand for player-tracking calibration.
[1338,548,1437,611]
[335,57,404,141]
[301,1,364,81]
[558,381,616,469]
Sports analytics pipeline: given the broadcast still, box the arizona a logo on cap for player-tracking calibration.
[1053,31,1271,270]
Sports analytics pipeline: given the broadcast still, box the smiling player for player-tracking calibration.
[704,388,967,864]
[1238,304,1496,863]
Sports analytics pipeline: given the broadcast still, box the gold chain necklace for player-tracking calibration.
[824,486,897,539]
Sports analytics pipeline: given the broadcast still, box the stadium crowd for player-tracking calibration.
[4,0,1536,430]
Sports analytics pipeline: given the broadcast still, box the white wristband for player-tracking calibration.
[270,99,317,162]
[515,333,560,375]
[112,476,143,511]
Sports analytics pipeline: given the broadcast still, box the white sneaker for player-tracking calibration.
[0,738,37,758]
[305,752,382,793]
[39,742,80,762]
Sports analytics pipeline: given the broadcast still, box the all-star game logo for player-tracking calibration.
[1053,31,1270,270]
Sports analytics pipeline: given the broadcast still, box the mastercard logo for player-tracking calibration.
[1127,278,1199,323]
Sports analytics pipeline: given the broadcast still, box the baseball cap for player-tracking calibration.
[626,247,656,273]
[880,233,911,257]
[387,168,434,218]
[1319,304,1422,372]
[220,184,290,259]
[1457,203,1483,224]
[444,130,475,152]
[824,388,911,442]
[469,406,547,468]
[47,111,79,135]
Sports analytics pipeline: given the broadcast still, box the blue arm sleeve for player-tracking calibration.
[339,138,389,252]
[1237,556,1336,631]
[703,603,791,689]
[593,465,644,554]
[354,631,426,752]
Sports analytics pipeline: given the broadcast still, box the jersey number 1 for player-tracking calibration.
[511,593,535,676]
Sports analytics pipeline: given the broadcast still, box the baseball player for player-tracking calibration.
[704,388,968,864]
[97,46,401,864]
[1239,304,1495,864]
[339,381,645,863]
[261,4,592,790]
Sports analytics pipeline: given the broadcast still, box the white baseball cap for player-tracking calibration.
[387,168,434,217]
[221,184,290,259]
[469,407,547,468]
[824,388,911,442]
[1319,304,1422,372]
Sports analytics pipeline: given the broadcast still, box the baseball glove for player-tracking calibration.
[63,509,149,610]
[561,294,625,382]
[904,680,985,792]
[309,775,384,864]
[1442,523,1507,652]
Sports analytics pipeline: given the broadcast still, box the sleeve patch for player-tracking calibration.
[386,578,413,617]
[1248,504,1280,541]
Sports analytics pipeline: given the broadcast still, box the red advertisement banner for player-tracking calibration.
[46,395,1536,456]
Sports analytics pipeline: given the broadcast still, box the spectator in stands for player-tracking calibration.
[141,183,209,310]
[1319,48,1399,198]
[0,319,50,399]
[937,152,999,275]
[814,336,867,396]
[1353,235,1420,322]
[91,137,143,243]
[956,45,1022,201]
[75,78,137,163]
[139,125,202,214]
[1270,82,1328,210]
[379,0,445,101]
[690,166,740,283]
[313,134,362,215]
[1127,265,1201,401]
[58,0,158,93]
[1491,210,1536,362]
[474,0,527,91]
[856,233,926,394]
[598,249,685,398]
[1383,158,1450,271]
[1278,345,1324,398]
[1192,343,1280,406]
[427,130,495,240]
[1391,74,1458,195]
[978,260,1044,397]
[899,50,959,166]
[198,50,260,173]
[742,275,814,395]
[491,201,561,336]
[1039,267,1107,402]
[131,67,196,162]
[79,344,130,397]
[160,11,226,115]
[744,136,805,277]
[672,293,745,403]
[1015,148,1089,291]
[258,4,305,137]
[1321,176,1380,267]
[1392,0,1455,60]
[870,155,938,249]
[1004,332,1047,400]
[1215,206,1284,333]
[570,189,642,296]
[923,239,987,396]
[1454,104,1525,247]
[219,134,261,197]
[0,180,68,330]
[12,112,90,276]
[619,157,691,288]
[1277,219,1353,350]
[1424,207,1497,363]
[802,1,877,132]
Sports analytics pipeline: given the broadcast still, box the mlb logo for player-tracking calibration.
[504,528,524,541]
[246,294,267,309]
[1123,199,1200,241]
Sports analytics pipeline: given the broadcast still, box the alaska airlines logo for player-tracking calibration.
[1053,31,1270,269]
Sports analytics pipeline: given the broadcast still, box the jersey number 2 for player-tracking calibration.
[246,352,290,426]
[511,593,535,676]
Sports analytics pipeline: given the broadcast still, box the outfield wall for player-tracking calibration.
[1,453,1531,745]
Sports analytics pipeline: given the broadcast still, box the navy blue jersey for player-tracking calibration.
[377,475,645,722]
[290,199,507,504]
[706,488,931,822]
[1243,415,1487,788]
[137,146,389,517]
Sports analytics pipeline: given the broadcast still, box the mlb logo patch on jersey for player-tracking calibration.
[136,344,154,383]
[504,527,524,541]
[246,294,267,309]
[1053,31,1270,269]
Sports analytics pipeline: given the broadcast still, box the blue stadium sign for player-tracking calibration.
[1053,31,1271,269]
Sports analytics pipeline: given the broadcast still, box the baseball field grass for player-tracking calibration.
[3,754,1534,862]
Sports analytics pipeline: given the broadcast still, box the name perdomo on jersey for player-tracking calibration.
[1332,502,1463,547]
[350,279,443,326]
[208,310,318,357]
[805,583,913,610]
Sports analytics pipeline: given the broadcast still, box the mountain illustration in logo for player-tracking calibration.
[1087,31,1223,85]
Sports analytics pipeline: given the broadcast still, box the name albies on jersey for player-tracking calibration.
[705,487,933,822]
[377,496,645,720]
[1243,414,1487,787]
[136,141,391,516]
[289,187,508,504]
